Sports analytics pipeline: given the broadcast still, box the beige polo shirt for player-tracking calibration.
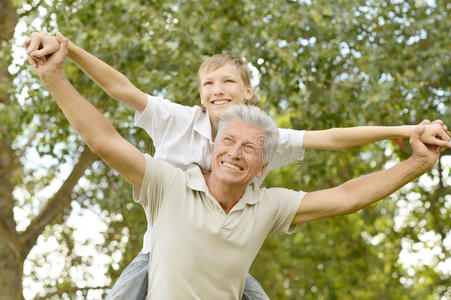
[136,154,305,299]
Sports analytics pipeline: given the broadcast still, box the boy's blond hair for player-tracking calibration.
[197,54,252,87]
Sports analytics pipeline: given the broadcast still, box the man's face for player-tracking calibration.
[211,119,267,186]
[199,64,253,126]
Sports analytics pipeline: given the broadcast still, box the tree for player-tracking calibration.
[1,0,449,299]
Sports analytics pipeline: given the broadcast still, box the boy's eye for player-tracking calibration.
[203,81,212,86]
[225,79,234,83]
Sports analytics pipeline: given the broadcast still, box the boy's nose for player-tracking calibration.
[213,83,224,95]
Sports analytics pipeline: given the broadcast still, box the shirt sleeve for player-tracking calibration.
[265,128,305,173]
[134,95,196,148]
[265,187,306,235]
[133,154,184,225]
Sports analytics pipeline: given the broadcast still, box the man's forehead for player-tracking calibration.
[221,119,265,141]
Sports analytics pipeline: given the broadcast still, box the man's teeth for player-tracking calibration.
[213,100,229,105]
[223,162,241,170]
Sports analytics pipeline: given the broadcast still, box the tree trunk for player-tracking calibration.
[0,246,23,300]
[0,1,98,298]
[0,1,23,299]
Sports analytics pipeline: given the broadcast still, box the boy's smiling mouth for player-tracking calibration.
[211,99,231,105]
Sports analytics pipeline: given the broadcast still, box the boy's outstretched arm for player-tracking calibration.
[303,121,451,150]
[29,34,145,189]
[25,32,147,112]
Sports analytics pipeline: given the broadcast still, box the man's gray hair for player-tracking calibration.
[216,105,279,163]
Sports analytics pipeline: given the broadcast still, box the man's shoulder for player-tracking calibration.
[256,186,306,203]
[144,154,189,182]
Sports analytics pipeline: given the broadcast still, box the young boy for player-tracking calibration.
[25,32,450,300]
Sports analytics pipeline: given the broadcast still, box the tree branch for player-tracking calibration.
[17,0,45,18]
[15,119,44,165]
[34,285,110,300]
[0,222,21,260]
[20,146,97,258]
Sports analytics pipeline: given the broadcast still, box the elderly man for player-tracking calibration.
[30,35,441,299]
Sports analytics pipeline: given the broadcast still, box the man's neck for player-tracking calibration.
[203,173,248,214]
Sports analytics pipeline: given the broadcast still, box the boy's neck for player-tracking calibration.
[210,117,219,140]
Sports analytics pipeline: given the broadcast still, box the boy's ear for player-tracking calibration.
[245,86,254,104]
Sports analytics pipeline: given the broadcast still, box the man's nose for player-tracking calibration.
[228,145,243,159]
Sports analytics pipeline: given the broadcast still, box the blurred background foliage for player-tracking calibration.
[1,0,449,299]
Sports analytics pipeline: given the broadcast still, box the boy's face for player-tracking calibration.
[199,64,253,127]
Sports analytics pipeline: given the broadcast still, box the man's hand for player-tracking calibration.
[419,119,451,149]
[26,33,68,79]
[409,125,440,171]
[24,32,60,68]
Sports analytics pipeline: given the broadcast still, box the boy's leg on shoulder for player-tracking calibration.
[242,273,270,300]
[106,252,149,300]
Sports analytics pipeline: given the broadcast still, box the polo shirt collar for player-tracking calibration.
[193,107,213,141]
[186,164,261,206]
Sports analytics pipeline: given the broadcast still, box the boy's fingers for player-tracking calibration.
[419,119,431,125]
[437,127,451,142]
[432,138,451,148]
[56,32,67,39]
[55,32,69,44]
[24,37,31,48]
[59,35,69,50]
[431,119,444,126]
[31,41,59,58]
[26,36,42,55]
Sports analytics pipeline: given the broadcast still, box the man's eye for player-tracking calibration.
[224,138,232,144]
[244,145,256,153]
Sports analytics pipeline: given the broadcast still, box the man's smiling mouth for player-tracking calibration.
[221,161,243,171]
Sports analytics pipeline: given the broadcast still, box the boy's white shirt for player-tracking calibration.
[134,94,306,253]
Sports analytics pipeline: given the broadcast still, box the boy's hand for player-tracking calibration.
[418,120,451,149]
[24,32,60,68]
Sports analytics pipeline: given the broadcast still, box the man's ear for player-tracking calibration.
[255,162,267,178]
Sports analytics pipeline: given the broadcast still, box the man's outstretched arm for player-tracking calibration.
[29,34,145,189]
[292,126,440,225]
[25,32,147,112]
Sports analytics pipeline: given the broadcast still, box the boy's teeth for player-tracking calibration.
[214,100,228,105]
[223,162,241,170]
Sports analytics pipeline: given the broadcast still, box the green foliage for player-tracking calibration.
[8,0,450,298]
